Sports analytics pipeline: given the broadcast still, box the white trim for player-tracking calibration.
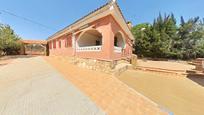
[76,46,102,52]
[114,46,122,53]
[72,33,76,48]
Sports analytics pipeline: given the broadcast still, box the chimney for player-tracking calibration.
[127,21,133,29]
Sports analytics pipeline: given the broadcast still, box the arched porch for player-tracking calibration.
[114,31,126,53]
[76,29,103,52]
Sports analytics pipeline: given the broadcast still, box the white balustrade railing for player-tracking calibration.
[76,46,102,52]
[114,46,122,53]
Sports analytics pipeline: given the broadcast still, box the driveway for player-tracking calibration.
[0,56,105,115]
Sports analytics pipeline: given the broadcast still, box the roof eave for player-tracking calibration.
[47,2,112,41]
[47,1,134,41]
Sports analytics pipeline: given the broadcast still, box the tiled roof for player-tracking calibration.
[47,1,128,40]
[21,40,47,44]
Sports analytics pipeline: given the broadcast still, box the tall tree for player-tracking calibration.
[178,17,203,59]
[132,13,204,60]
[152,13,178,58]
[0,24,22,55]
[131,23,153,57]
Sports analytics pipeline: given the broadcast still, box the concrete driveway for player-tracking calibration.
[0,56,105,115]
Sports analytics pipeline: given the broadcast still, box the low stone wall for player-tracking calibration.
[131,54,137,67]
[73,58,116,74]
[69,55,137,75]
[194,58,204,71]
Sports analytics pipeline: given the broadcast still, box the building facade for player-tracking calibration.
[47,1,134,61]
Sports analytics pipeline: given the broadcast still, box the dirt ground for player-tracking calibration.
[137,59,195,71]
[44,56,169,115]
[0,55,35,67]
[118,70,204,115]
[0,56,13,66]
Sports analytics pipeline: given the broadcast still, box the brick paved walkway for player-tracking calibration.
[0,56,105,115]
[45,56,170,115]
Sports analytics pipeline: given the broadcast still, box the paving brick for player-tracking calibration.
[0,57,105,115]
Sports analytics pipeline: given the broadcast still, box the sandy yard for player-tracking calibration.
[44,56,169,115]
[118,70,204,115]
[137,59,195,71]
[0,56,169,115]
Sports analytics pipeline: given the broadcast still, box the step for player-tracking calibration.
[112,63,132,76]
[187,73,204,77]
[135,66,187,75]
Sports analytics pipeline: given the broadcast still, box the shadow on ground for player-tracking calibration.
[0,55,38,60]
[0,64,7,66]
[0,55,40,67]
[187,75,204,87]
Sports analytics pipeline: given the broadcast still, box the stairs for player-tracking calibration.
[192,58,204,71]
[112,63,132,76]
[186,70,204,77]
[135,66,187,75]
[186,58,204,77]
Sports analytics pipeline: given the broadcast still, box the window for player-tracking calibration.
[65,35,72,48]
[58,39,61,48]
[64,38,68,48]
[49,42,52,49]
[68,36,72,47]
[53,40,56,49]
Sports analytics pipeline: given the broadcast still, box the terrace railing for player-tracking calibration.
[76,46,102,52]
[114,46,122,53]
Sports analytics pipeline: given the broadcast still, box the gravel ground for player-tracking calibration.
[0,56,105,115]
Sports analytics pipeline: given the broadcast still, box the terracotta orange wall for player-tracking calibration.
[49,34,74,56]
[75,15,132,61]
[109,15,133,60]
[75,15,112,60]
[48,15,133,61]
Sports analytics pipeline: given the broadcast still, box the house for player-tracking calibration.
[47,0,134,73]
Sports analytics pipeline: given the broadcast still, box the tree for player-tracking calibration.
[178,17,203,59]
[152,13,178,58]
[132,13,178,58]
[0,24,22,55]
[131,13,204,60]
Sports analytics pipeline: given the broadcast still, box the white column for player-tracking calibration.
[72,33,76,56]
[72,33,76,48]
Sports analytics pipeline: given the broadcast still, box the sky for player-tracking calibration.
[0,0,203,40]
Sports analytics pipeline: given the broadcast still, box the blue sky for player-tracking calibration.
[0,0,203,40]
